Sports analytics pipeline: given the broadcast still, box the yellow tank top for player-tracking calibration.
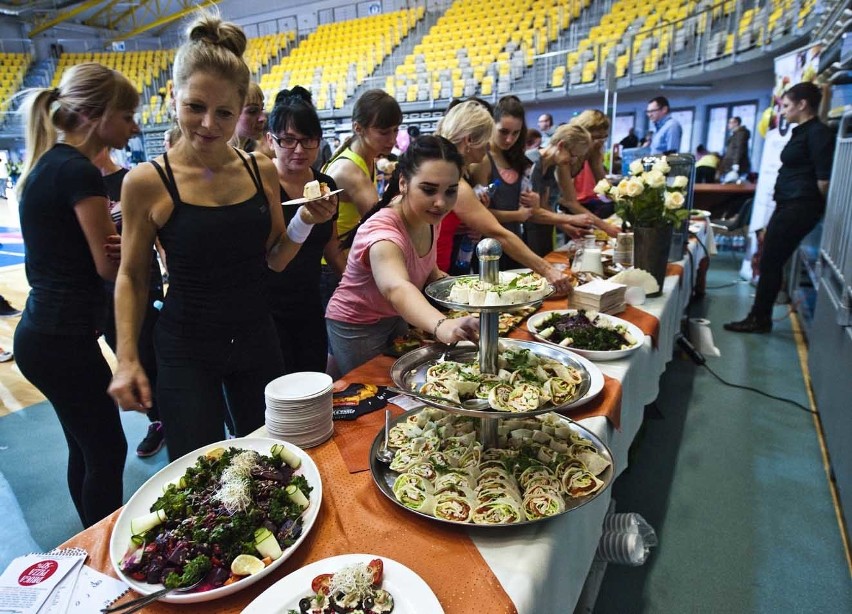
[325,147,376,239]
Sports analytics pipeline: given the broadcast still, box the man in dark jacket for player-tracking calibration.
[718,116,751,177]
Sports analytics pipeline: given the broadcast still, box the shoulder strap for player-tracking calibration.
[150,154,181,205]
[233,148,264,194]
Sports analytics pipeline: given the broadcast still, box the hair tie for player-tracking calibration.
[49,88,60,102]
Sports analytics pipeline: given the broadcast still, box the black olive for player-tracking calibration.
[298,597,312,613]
[363,595,375,608]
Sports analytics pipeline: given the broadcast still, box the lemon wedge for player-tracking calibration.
[231,554,266,576]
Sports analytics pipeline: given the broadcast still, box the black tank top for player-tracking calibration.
[487,151,523,239]
[151,149,271,333]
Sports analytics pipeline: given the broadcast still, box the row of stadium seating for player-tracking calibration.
[0,53,30,118]
[0,0,816,128]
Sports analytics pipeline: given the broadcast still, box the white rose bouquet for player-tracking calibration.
[593,156,690,228]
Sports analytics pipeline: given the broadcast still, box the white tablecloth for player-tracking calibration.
[470,234,705,612]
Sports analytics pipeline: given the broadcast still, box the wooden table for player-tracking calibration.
[693,182,755,218]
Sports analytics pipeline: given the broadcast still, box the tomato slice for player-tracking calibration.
[310,573,333,595]
[367,559,383,586]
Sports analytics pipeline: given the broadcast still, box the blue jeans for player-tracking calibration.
[326,316,408,376]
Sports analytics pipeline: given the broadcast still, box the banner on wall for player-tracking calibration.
[740,43,822,280]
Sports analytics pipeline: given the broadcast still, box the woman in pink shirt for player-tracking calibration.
[326,136,479,375]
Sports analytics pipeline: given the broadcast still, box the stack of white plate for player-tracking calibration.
[265,372,334,448]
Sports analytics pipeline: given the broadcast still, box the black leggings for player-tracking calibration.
[752,203,823,320]
[13,318,127,527]
[154,315,285,461]
[272,302,328,374]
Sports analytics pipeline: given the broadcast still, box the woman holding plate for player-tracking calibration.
[326,135,480,375]
[264,86,345,373]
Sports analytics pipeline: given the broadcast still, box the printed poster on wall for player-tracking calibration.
[741,43,822,280]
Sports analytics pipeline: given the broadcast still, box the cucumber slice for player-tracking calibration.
[271,443,301,469]
[253,527,283,560]
[285,484,309,509]
[130,509,166,535]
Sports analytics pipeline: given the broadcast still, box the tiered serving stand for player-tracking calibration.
[370,239,615,525]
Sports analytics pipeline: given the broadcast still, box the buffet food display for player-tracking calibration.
[425,271,553,311]
[390,339,592,418]
[109,438,322,603]
[371,407,614,526]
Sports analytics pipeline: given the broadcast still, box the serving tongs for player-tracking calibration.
[101,577,203,613]
[386,386,490,410]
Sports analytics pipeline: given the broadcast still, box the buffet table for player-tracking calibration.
[61,233,709,613]
[693,182,755,218]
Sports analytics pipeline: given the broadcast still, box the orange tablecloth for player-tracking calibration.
[61,416,516,613]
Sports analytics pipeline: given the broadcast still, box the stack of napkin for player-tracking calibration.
[572,279,627,314]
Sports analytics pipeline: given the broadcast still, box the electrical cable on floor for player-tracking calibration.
[675,334,816,415]
[700,362,816,414]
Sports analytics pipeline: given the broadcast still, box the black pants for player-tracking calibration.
[272,301,328,374]
[154,316,285,461]
[14,318,127,527]
[752,202,823,320]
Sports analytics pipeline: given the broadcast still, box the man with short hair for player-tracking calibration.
[718,116,751,177]
[538,113,554,146]
[646,96,682,155]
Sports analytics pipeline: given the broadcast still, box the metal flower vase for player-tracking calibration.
[633,224,673,297]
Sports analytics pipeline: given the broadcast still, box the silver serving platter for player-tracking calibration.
[370,411,615,527]
[390,338,592,418]
[424,275,554,313]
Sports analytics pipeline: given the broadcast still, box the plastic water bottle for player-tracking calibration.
[486,178,502,197]
[455,235,475,271]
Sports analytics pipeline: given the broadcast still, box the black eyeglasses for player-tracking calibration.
[268,133,320,149]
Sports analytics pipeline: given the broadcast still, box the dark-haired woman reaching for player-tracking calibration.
[325,136,479,375]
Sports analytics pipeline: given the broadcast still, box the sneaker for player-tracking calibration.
[723,315,772,334]
[0,297,21,318]
[137,421,165,457]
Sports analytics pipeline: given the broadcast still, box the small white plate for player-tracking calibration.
[527,309,645,361]
[265,372,333,400]
[242,554,444,613]
[109,438,322,604]
[282,188,344,206]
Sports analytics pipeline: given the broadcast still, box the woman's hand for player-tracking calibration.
[595,219,620,238]
[104,234,121,263]
[566,213,595,230]
[436,315,480,345]
[519,190,540,210]
[543,264,573,296]
[108,361,152,412]
[558,222,586,240]
[300,198,337,225]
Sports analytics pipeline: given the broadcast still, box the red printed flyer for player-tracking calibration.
[0,548,86,614]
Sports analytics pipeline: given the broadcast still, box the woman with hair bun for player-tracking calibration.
[14,62,140,526]
[264,85,343,372]
[109,14,336,460]
[326,135,479,375]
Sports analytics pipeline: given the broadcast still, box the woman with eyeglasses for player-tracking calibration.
[264,87,343,372]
